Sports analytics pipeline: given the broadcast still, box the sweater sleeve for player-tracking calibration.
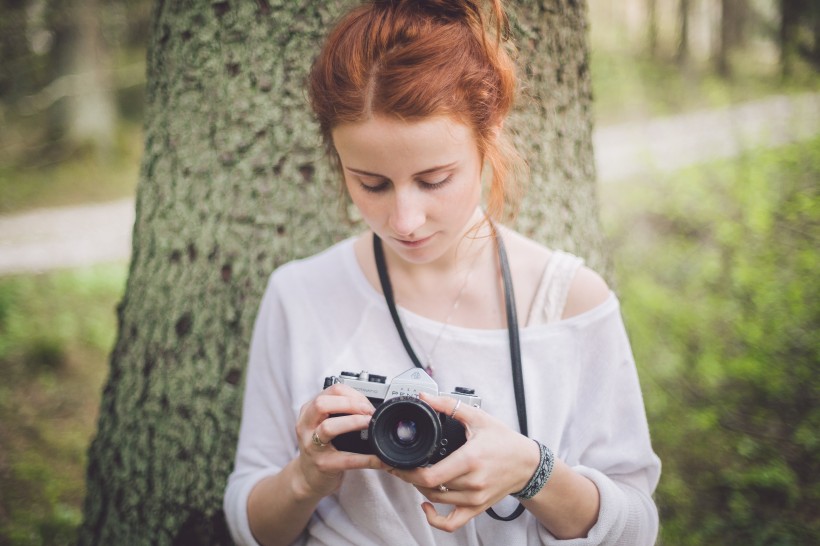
[223,273,300,546]
[538,296,661,546]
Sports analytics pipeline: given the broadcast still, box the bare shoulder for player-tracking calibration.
[499,227,610,320]
[498,227,552,278]
[496,227,551,322]
[562,265,610,320]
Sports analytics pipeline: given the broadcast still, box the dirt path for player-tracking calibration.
[0,198,134,275]
[1,92,817,275]
[593,92,819,181]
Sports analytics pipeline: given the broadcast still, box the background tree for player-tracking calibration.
[716,0,748,77]
[676,0,690,66]
[0,0,32,107]
[780,0,820,75]
[0,0,151,162]
[48,0,117,150]
[78,0,604,543]
[646,0,659,58]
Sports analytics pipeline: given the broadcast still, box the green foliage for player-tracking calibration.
[0,265,126,545]
[589,48,820,124]
[0,124,141,214]
[603,136,820,545]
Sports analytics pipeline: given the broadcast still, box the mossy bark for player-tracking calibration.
[79,1,603,544]
[509,0,605,274]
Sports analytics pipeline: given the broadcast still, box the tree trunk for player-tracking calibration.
[780,0,820,74]
[0,0,30,103]
[716,0,748,77]
[67,0,116,150]
[779,0,801,77]
[647,0,659,59]
[48,0,116,150]
[79,1,604,544]
[677,0,691,65]
[508,0,606,273]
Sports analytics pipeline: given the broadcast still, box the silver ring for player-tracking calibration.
[437,484,449,493]
[312,430,328,448]
[449,399,461,419]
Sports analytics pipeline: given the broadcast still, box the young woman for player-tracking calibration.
[224,1,660,545]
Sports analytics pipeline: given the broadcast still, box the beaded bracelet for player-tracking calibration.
[512,440,555,500]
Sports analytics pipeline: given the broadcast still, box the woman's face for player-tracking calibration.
[332,115,484,267]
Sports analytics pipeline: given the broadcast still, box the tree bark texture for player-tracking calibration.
[508,0,606,273]
[79,1,604,544]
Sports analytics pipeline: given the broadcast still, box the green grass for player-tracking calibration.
[0,264,127,545]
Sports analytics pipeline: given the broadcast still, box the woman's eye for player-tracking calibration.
[359,179,389,193]
[420,175,452,190]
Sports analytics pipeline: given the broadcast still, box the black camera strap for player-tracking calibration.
[373,229,527,522]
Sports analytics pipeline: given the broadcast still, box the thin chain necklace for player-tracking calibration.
[402,240,487,377]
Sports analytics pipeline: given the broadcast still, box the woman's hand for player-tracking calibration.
[292,383,387,500]
[387,392,540,532]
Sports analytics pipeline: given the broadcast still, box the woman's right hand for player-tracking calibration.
[292,383,386,500]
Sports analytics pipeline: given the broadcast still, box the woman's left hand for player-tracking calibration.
[387,392,540,533]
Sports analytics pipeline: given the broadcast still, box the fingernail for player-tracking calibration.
[360,403,375,414]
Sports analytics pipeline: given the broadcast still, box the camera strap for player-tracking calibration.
[373,229,527,522]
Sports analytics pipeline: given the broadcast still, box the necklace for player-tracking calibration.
[402,240,487,377]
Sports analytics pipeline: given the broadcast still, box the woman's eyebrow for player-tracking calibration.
[344,167,384,177]
[345,162,457,178]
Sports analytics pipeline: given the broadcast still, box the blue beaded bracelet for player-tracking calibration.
[512,440,555,500]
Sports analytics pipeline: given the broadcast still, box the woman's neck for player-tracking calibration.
[372,227,504,328]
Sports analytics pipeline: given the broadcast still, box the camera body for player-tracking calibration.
[323,368,482,469]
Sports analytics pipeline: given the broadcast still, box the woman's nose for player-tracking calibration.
[388,188,426,237]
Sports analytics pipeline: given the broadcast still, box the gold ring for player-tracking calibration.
[437,484,449,493]
[312,430,327,448]
[449,399,461,420]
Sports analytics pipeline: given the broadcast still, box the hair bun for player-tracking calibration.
[375,0,479,22]
[375,0,509,41]
[409,0,477,18]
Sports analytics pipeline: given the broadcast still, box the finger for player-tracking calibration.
[418,392,480,426]
[420,502,481,533]
[389,457,471,491]
[414,484,475,506]
[304,451,390,478]
[323,382,377,406]
[308,390,375,422]
[311,413,371,447]
[334,452,391,472]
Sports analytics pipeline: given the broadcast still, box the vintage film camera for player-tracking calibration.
[323,368,482,469]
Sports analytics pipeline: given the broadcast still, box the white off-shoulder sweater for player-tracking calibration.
[224,237,661,546]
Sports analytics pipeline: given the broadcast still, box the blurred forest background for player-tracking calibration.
[0,0,817,544]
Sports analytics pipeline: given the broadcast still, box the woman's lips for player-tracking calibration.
[393,234,435,248]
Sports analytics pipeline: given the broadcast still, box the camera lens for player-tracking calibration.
[369,396,441,469]
[394,419,418,445]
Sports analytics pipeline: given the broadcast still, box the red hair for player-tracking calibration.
[308,0,522,221]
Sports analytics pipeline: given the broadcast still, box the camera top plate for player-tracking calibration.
[384,368,438,400]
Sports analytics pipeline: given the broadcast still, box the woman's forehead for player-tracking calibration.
[333,115,476,158]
